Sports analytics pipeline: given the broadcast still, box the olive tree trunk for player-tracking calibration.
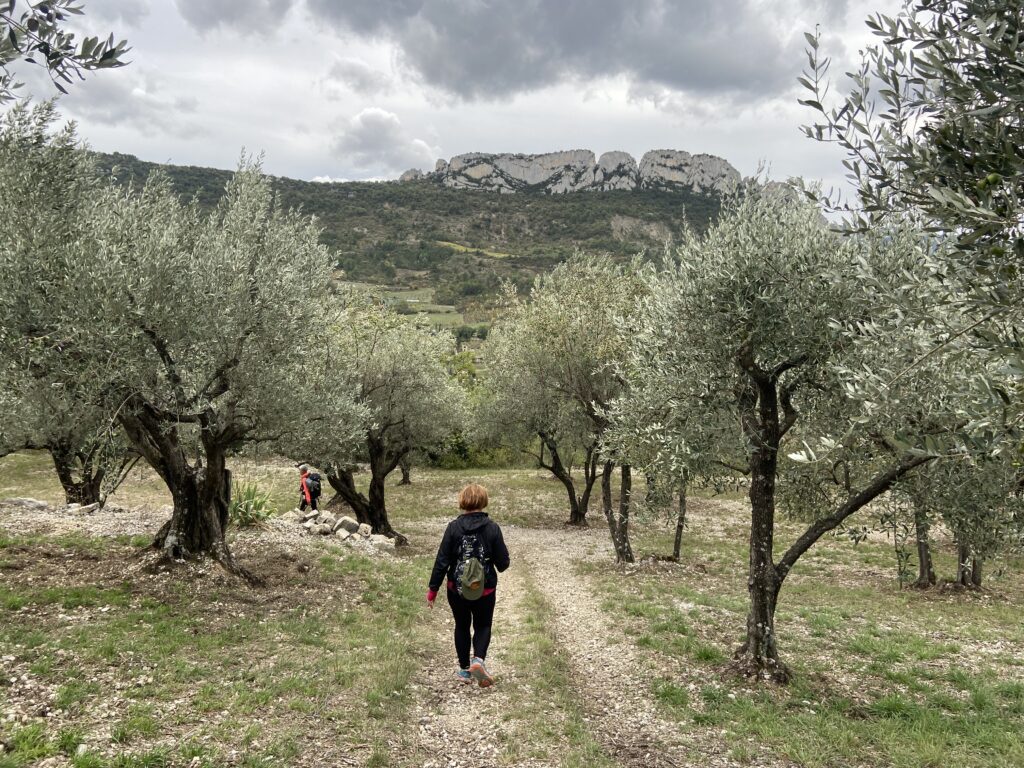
[48,441,138,509]
[600,460,635,563]
[324,436,408,544]
[398,456,412,486]
[49,443,105,506]
[119,406,255,581]
[733,348,933,682]
[955,540,983,588]
[913,502,936,588]
[672,473,688,562]
[539,434,598,526]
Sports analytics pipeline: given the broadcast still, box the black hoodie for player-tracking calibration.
[428,512,510,593]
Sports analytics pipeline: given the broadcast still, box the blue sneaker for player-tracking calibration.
[456,668,472,684]
[469,657,493,688]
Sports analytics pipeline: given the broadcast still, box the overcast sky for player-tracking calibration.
[22,0,901,191]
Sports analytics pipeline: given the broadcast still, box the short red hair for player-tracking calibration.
[458,484,489,512]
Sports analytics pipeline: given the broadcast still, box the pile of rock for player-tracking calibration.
[298,510,396,552]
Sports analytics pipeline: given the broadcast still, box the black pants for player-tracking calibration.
[447,589,496,668]
[299,496,318,511]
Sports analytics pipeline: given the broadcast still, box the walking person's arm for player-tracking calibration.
[491,525,510,573]
[427,524,454,607]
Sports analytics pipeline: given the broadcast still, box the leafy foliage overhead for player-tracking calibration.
[0,0,128,103]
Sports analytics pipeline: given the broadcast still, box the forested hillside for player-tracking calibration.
[93,152,722,305]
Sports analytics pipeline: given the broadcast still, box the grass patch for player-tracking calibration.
[0,536,432,767]
[587,515,1024,768]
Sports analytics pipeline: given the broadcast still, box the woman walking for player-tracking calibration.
[427,483,510,687]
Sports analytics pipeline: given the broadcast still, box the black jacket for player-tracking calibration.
[429,512,510,592]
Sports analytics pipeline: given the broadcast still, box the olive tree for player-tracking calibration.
[0,104,135,507]
[1,0,128,103]
[481,256,645,559]
[0,370,137,507]
[904,451,1023,588]
[607,190,980,681]
[299,297,466,543]
[801,1,1024,382]
[0,104,364,577]
[479,302,599,526]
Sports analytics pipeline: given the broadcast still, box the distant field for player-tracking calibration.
[337,281,469,328]
[434,240,512,259]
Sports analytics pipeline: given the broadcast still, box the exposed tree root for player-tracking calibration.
[730,646,792,685]
[151,524,264,586]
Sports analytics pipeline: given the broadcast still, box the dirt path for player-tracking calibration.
[406,520,692,768]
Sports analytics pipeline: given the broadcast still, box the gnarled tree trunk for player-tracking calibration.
[324,437,408,544]
[398,456,412,486]
[48,441,138,509]
[120,406,254,582]
[539,434,597,526]
[49,443,104,506]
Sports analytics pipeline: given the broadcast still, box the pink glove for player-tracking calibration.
[426,589,437,608]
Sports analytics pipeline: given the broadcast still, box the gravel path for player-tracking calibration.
[407,520,693,768]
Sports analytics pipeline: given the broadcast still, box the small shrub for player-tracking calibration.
[228,481,277,528]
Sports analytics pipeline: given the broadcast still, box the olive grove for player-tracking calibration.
[480,255,645,560]
[605,190,990,680]
[0,104,365,577]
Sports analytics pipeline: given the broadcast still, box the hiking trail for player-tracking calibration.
[404,520,694,768]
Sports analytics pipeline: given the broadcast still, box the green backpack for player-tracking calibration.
[456,533,487,601]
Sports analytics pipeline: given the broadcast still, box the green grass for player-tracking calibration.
[434,240,512,259]
[0,532,433,767]
[589,515,1024,768]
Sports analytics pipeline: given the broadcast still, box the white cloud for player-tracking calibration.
[331,107,439,175]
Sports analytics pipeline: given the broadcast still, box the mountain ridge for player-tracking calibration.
[402,148,741,195]
[91,150,726,318]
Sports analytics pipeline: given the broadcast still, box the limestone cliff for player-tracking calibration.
[402,148,739,195]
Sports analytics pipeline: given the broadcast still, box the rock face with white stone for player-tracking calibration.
[638,150,740,194]
[399,168,423,182]
[421,148,738,195]
[595,151,639,190]
[441,150,598,194]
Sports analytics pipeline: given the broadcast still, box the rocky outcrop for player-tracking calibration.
[595,151,639,191]
[638,150,740,194]
[419,148,738,195]
[442,150,599,194]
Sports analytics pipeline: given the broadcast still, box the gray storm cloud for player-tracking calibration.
[326,58,394,97]
[174,0,298,35]
[304,0,850,100]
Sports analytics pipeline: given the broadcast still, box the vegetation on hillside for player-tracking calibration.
[92,151,722,306]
